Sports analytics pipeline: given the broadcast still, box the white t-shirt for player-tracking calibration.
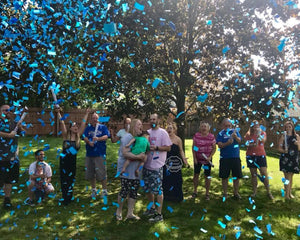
[28,161,52,179]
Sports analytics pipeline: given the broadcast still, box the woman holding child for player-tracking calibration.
[115,119,146,221]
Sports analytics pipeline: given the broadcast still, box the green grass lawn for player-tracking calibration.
[1,136,300,239]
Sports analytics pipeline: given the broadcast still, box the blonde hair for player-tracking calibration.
[199,121,210,130]
[167,122,177,131]
[129,119,141,136]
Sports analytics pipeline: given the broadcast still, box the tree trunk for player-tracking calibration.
[175,90,186,151]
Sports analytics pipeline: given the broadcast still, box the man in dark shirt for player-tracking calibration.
[0,104,24,209]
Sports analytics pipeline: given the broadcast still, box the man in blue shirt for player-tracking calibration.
[83,113,109,199]
[216,118,242,200]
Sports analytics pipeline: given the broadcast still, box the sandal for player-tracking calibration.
[116,214,122,221]
[191,193,197,198]
[126,214,140,220]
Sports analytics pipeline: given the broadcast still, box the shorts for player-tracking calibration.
[194,163,211,176]
[219,158,243,179]
[0,159,20,186]
[119,178,140,199]
[85,156,107,181]
[246,155,267,168]
[142,167,163,195]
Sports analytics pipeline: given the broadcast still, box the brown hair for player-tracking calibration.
[65,121,81,149]
[284,121,296,136]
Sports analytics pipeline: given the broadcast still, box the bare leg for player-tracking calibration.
[233,178,240,196]
[156,194,163,215]
[193,173,200,194]
[3,183,12,198]
[204,175,211,196]
[250,168,258,196]
[146,192,155,210]
[121,160,130,174]
[116,194,124,219]
[222,178,228,196]
[283,172,291,199]
[28,182,35,200]
[126,198,139,219]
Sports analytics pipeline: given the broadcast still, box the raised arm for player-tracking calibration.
[79,108,91,135]
[110,128,121,143]
[56,109,67,138]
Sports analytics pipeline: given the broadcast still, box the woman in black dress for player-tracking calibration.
[57,108,90,205]
[278,121,300,199]
[163,122,189,202]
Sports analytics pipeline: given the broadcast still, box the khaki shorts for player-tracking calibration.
[85,156,107,182]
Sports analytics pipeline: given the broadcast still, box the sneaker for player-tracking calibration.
[143,208,157,217]
[24,198,35,206]
[149,213,163,223]
[234,193,242,200]
[91,189,97,199]
[3,197,12,209]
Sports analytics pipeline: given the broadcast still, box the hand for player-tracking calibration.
[231,132,237,138]
[150,145,157,151]
[93,137,98,142]
[228,138,234,145]
[87,108,92,114]
[8,131,17,138]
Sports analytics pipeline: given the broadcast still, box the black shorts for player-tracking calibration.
[194,163,211,176]
[246,155,267,168]
[219,158,242,179]
[0,159,20,186]
[119,178,140,200]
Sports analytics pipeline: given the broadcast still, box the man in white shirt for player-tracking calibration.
[26,150,54,205]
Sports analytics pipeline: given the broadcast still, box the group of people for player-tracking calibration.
[1,104,300,222]
[191,118,300,201]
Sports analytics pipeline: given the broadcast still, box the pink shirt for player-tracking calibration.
[245,131,266,156]
[145,128,172,170]
[193,132,216,164]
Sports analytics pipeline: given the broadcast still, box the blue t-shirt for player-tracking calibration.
[83,124,109,157]
[216,129,241,159]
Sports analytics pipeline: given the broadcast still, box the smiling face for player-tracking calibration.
[0,105,12,119]
[200,122,210,135]
[70,122,79,133]
[91,113,99,126]
[134,120,143,136]
[285,123,294,134]
[166,124,175,135]
[150,114,159,129]
[35,151,45,162]
[222,119,232,130]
